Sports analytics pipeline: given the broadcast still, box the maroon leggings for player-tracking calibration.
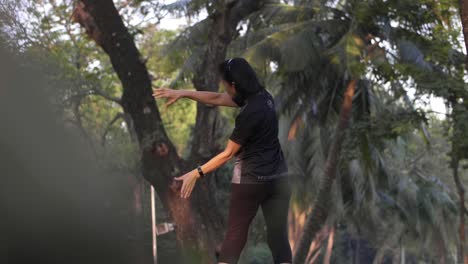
[217,177,292,264]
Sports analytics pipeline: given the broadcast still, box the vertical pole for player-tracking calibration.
[151,185,157,264]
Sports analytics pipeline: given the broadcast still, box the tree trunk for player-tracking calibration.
[452,156,466,263]
[292,79,357,264]
[323,225,335,264]
[459,0,468,71]
[456,1,468,262]
[187,0,266,252]
[304,225,330,263]
[74,1,220,262]
[190,0,267,160]
[288,203,311,253]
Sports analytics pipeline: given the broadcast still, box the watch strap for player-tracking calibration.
[197,165,205,179]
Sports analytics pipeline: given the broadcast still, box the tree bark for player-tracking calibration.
[187,0,267,252]
[452,155,466,263]
[292,79,356,264]
[456,1,468,262]
[323,225,335,264]
[459,0,468,71]
[190,0,267,160]
[74,1,214,262]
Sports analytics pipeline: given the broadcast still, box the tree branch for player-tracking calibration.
[66,87,122,106]
[101,112,125,146]
[91,87,122,104]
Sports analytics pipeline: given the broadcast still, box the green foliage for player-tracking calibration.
[141,28,197,156]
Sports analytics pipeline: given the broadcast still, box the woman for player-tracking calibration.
[152,57,292,264]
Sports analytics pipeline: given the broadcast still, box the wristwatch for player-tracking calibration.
[197,165,205,179]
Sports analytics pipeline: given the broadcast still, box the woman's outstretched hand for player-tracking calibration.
[174,169,200,199]
[152,87,183,109]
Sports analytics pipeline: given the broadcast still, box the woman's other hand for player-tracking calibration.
[174,169,200,199]
[152,87,183,109]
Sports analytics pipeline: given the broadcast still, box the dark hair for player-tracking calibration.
[218,57,265,99]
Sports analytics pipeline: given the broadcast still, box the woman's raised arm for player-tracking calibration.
[152,87,239,108]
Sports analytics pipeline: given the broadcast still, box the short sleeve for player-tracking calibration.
[231,94,246,107]
[229,111,262,145]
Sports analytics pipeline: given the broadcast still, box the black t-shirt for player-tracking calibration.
[229,88,289,184]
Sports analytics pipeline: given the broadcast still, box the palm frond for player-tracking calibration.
[162,18,212,55]
[248,3,317,27]
[161,0,206,18]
